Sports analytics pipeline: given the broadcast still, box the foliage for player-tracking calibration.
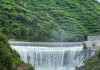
[85,49,100,70]
[0,0,100,42]
[0,33,34,70]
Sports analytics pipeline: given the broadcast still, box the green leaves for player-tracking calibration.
[0,0,100,42]
[0,33,34,70]
[85,49,100,70]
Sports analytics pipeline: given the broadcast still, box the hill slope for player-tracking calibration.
[0,0,100,42]
[0,33,34,70]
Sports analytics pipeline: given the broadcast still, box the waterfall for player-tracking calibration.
[10,41,94,70]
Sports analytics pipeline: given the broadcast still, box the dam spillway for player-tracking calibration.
[10,41,94,70]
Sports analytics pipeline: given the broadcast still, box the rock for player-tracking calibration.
[75,66,86,70]
[83,42,87,49]
[95,66,100,70]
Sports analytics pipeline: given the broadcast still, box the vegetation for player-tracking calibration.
[0,0,100,42]
[85,49,100,70]
[0,0,100,69]
[0,33,34,70]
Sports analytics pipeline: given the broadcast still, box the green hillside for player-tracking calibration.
[0,0,100,42]
[0,33,34,70]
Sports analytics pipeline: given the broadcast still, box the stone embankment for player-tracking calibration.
[83,41,100,50]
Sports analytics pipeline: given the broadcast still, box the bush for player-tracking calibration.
[0,33,12,70]
[0,33,34,70]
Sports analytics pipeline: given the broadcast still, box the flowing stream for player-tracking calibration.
[10,41,94,70]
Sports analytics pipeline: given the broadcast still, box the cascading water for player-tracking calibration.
[10,41,94,70]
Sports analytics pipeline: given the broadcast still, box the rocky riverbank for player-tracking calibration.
[75,49,100,70]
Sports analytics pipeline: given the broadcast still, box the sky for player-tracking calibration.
[97,0,100,2]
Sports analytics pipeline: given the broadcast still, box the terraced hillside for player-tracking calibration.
[0,0,100,42]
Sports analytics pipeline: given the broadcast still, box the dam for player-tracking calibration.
[9,41,94,70]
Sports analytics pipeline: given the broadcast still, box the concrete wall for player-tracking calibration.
[83,41,100,50]
[87,35,100,41]
[84,41,93,48]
